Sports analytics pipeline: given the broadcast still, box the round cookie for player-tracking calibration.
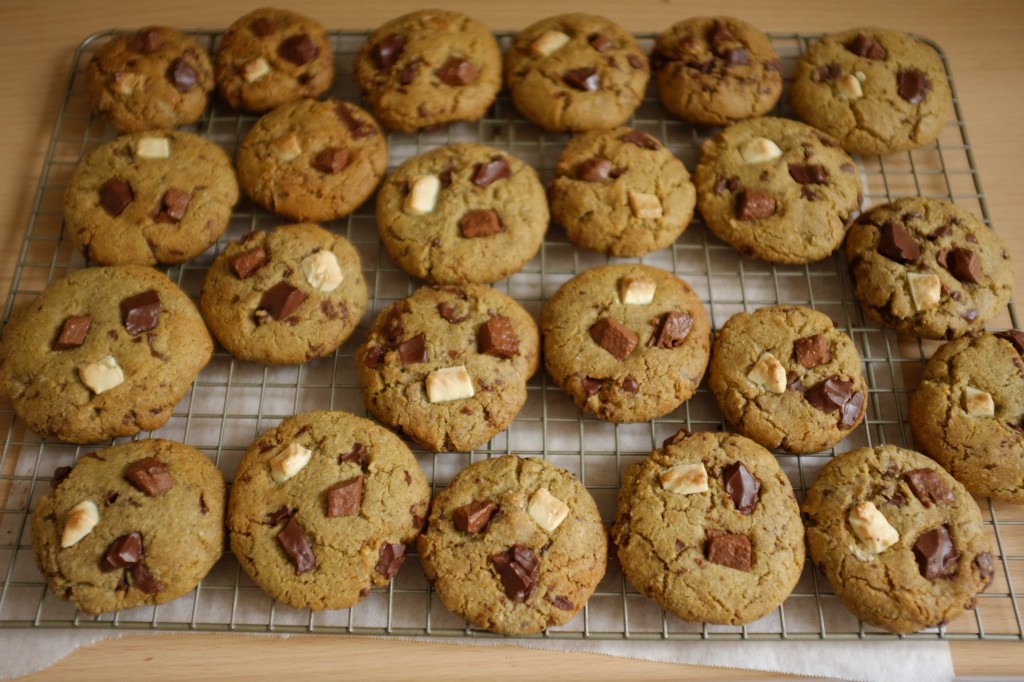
[504,13,650,132]
[909,331,1024,503]
[356,285,540,452]
[31,439,226,614]
[845,197,1013,340]
[540,264,711,423]
[651,17,783,125]
[612,430,805,625]
[693,116,863,264]
[85,26,214,133]
[802,445,995,634]
[0,265,213,444]
[418,455,607,634]
[548,127,696,257]
[790,27,953,155]
[199,223,368,365]
[236,98,388,222]
[228,411,430,610]
[63,131,239,266]
[709,305,867,454]
[353,9,502,132]
[376,143,548,285]
[215,7,335,112]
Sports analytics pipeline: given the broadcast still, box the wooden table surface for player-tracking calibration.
[1,1,1022,679]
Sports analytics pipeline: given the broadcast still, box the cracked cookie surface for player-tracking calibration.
[612,430,804,625]
[790,27,953,155]
[802,444,994,633]
[31,439,225,614]
[418,455,607,634]
[909,332,1024,503]
[228,411,430,610]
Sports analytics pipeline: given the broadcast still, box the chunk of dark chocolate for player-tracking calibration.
[311,147,349,174]
[460,209,503,238]
[589,318,638,360]
[99,177,134,217]
[877,220,921,264]
[398,333,428,365]
[576,157,614,182]
[706,532,752,571]
[230,247,268,279]
[563,67,600,91]
[166,58,198,92]
[620,129,660,150]
[54,315,91,350]
[102,531,143,571]
[278,34,317,66]
[130,562,163,594]
[125,456,174,497]
[722,462,760,515]
[471,157,511,187]
[845,33,886,60]
[794,334,831,368]
[995,330,1024,356]
[491,544,540,602]
[913,526,959,580]
[788,164,830,185]
[278,517,316,575]
[372,33,405,70]
[737,189,775,220]
[897,69,931,104]
[648,311,693,349]
[326,476,363,518]
[375,542,407,579]
[478,316,519,359]
[453,500,497,534]
[904,468,954,507]
[435,57,480,86]
[121,290,161,336]
[946,248,981,284]
[258,282,306,321]
[589,33,614,52]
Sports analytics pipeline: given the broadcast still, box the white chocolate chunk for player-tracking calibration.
[739,137,783,164]
[836,73,864,99]
[134,136,170,159]
[848,501,899,554]
[660,462,709,495]
[111,72,145,96]
[300,250,343,292]
[747,352,787,394]
[425,366,475,403]
[628,190,663,219]
[528,488,570,532]
[404,175,441,216]
[79,355,124,395]
[963,385,995,417]
[907,272,941,312]
[272,132,303,161]
[531,30,571,57]
[242,57,272,83]
[619,276,656,305]
[270,442,313,483]
[60,500,99,549]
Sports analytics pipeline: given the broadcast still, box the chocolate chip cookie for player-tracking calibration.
[541,264,711,423]
[199,223,368,365]
[215,7,335,112]
[709,305,867,454]
[63,131,238,266]
[375,143,548,284]
[802,445,994,634]
[504,13,650,132]
[613,430,805,624]
[356,284,540,452]
[909,331,1024,503]
[845,197,1013,340]
[236,98,388,222]
[353,9,502,132]
[228,411,430,610]
[548,127,696,257]
[418,455,607,634]
[693,116,863,264]
[0,266,213,443]
[31,438,226,614]
[651,17,783,125]
[85,27,214,133]
[790,27,954,155]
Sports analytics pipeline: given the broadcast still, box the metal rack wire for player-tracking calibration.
[0,29,1020,644]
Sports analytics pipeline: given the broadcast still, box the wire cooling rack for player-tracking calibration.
[0,28,1021,644]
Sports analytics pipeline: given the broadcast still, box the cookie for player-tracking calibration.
[651,17,783,125]
[909,331,1024,503]
[85,26,214,133]
[215,7,335,112]
[802,445,995,633]
[693,116,863,264]
[540,264,711,423]
[353,9,502,132]
[845,197,1013,340]
[63,131,239,266]
[375,143,548,284]
[548,127,696,257]
[0,266,213,444]
[199,223,368,365]
[418,455,607,634]
[790,27,953,155]
[227,410,430,610]
[612,430,804,624]
[504,13,650,132]
[31,438,226,614]
[357,284,540,452]
[236,98,388,222]
[709,305,867,454]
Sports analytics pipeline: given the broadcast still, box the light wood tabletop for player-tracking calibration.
[1,1,1022,679]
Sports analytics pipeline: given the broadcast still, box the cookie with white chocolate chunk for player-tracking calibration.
[802,445,994,634]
